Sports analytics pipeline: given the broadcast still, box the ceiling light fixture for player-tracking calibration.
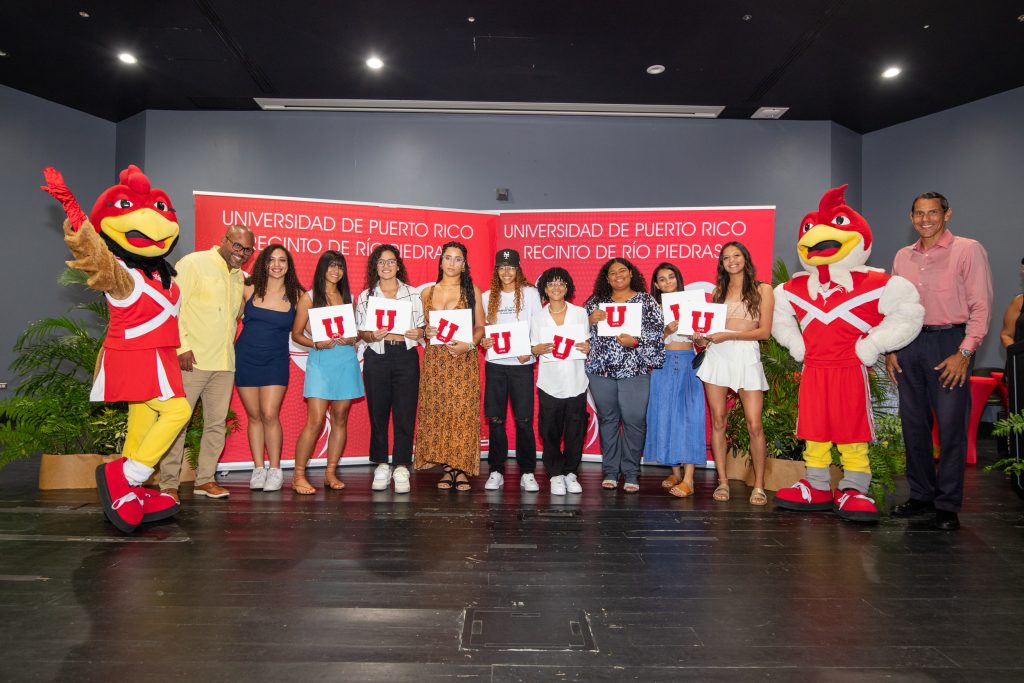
[118,52,137,64]
[79,11,90,18]
[751,106,789,119]
[742,14,753,21]
[646,64,665,75]
[0,50,7,58]
[882,66,901,78]
[366,56,383,70]
[467,16,475,23]
[256,98,725,119]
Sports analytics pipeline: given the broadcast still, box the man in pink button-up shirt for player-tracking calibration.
[886,192,993,530]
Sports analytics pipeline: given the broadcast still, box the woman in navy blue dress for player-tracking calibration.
[235,245,304,492]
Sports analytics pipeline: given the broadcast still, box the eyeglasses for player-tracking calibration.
[377,259,398,267]
[545,281,567,288]
[226,240,254,256]
[443,255,465,264]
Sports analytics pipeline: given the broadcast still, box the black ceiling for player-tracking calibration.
[3,1,1023,134]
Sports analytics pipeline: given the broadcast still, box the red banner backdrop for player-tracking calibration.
[193,193,774,468]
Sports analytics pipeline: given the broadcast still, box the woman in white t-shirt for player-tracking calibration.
[530,268,591,495]
[480,248,543,492]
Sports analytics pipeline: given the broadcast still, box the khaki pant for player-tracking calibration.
[158,368,235,488]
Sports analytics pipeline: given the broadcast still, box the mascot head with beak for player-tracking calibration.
[797,184,872,279]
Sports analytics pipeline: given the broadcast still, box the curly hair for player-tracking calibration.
[712,241,760,318]
[585,257,647,306]
[535,267,576,303]
[650,262,684,304]
[364,243,409,291]
[485,265,533,324]
[245,245,304,307]
[434,241,477,323]
[311,250,352,308]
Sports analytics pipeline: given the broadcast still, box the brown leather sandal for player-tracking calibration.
[669,481,694,498]
[661,474,683,489]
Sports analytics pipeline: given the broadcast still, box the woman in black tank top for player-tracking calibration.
[999,258,1024,348]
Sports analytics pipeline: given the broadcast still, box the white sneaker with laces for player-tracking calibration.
[565,472,583,494]
[263,468,283,492]
[249,467,268,490]
[520,473,540,492]
[550,475,566,496]
[484,471,504,490]
[392,466,411,494]
[372,464,392,491]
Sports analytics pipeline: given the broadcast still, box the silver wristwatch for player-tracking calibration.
[959,348,974,358]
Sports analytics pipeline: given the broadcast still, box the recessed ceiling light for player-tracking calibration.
[366,56,383,70]
[882,66,901,78]
[751,106,789,119]
[0,50,7,58]
[79,11,90,18]
[646,64,665,75]
[923,24,930,29]
[118,52,137,64]
[742,14,753,21]
[467,16,475,23]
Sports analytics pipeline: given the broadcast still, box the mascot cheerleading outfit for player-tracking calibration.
[41,166,192,533]
[772,185,923,522]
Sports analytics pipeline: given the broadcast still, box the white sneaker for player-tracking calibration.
[550,475,566,496]
[393,466,410,494]
[372,464,392,491]
[484,471,504,490]
[263,468,283,492]
[249,467,268,490]
[565,472,583,494]
[520,473,540,492]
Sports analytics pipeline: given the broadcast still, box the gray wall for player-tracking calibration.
[5,81,1022,383]
[864,86,1024,368]
[0,84,115,381]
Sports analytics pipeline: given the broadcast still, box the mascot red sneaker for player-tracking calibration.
[772,185,923,522]
[42,166,192,533]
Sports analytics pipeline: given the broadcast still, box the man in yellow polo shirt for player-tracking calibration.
[158,224,254,500]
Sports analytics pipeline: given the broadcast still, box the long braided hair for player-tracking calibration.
[486,265,532,324]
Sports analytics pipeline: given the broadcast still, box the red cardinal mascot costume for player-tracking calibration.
[41,166,192,533]
[772,185,923,522]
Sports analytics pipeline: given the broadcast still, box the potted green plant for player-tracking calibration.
[723,258,906,509]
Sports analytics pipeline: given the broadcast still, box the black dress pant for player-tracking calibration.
[895,326,973,512]
[484,362,537,473]
[363,343,419,465]
[537,388,587,476]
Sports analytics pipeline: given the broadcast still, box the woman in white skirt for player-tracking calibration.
[693,241,774,505]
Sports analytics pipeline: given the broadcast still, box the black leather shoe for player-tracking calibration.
[935,510,961,531]
[893,498,935,517]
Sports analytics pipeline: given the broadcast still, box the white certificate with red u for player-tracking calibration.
[308,303,357,342]
[537,323,588,362]
[361,296,413,333]
[596,302,642,337]
[676,302,727,336]
[484,321,531,361]
[429,308,474,345]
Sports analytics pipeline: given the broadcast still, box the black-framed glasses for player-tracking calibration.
[377,258,398,267]
[226,240,254,256]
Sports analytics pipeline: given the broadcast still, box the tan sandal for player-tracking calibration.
[661,474,683,489]
[324,475,346,490]
[623,482,640,494]
[669,481,694,498]
[291,475,316,496]
[713,482,731,502]
[601,479,618,490]
[749,487,768,506]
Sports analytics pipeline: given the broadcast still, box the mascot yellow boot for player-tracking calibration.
[41,166,191,533]
[772,185,923,522]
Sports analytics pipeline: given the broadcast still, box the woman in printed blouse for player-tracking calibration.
[584,258,665,492]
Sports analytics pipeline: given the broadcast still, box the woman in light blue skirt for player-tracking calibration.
[644,263,707,497]
[290,250,364,494]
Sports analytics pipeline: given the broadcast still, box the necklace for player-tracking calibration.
[548,303,567,314]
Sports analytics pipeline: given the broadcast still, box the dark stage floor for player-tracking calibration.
[2,440,1023,682]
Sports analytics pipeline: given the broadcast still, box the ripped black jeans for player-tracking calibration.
[484,361,537,473]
